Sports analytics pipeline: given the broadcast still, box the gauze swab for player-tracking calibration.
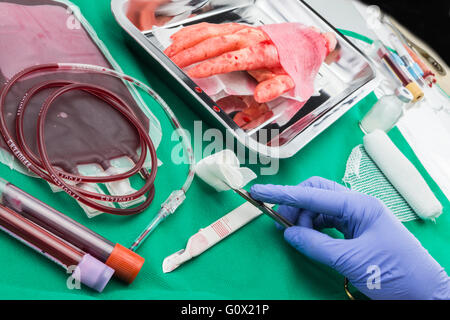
[195,149,257,191]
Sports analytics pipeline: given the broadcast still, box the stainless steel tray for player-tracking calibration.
[111,0,377,158]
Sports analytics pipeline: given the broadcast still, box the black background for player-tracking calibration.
[359,0,450,64]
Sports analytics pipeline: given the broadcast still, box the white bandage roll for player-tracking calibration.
[363,130,443,220]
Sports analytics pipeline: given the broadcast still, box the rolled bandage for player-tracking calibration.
[195,149,257,192]
[162,201,265,273]
[363,130,443,220]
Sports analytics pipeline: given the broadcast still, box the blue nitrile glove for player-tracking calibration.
[250,177,450,300]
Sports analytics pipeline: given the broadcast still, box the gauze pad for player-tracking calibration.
[363,130,443,220]
[195,149,257,192]
[260,23,332,101]
[343,145,418,222]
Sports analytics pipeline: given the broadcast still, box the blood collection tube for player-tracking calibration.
[0,178,144,283]
[376,45,423,102]
[0,204,114,292]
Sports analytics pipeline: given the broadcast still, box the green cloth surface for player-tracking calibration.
[0,0,448,300]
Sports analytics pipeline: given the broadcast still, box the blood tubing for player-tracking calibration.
[0,64,157,215]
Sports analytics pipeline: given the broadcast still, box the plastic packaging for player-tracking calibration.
[0,0,163,217]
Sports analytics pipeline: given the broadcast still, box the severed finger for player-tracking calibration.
[171,27,269,68]
[187,43,281,78]
[248,67,287,82]
[165,22,248,57]
[254,75,295,103]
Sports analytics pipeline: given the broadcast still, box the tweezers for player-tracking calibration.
[232,188,294,228]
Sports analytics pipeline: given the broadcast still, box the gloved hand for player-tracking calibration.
[250,177,450,300]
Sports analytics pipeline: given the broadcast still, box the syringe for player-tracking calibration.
[0,204,114,292]
[0,178,144,283]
